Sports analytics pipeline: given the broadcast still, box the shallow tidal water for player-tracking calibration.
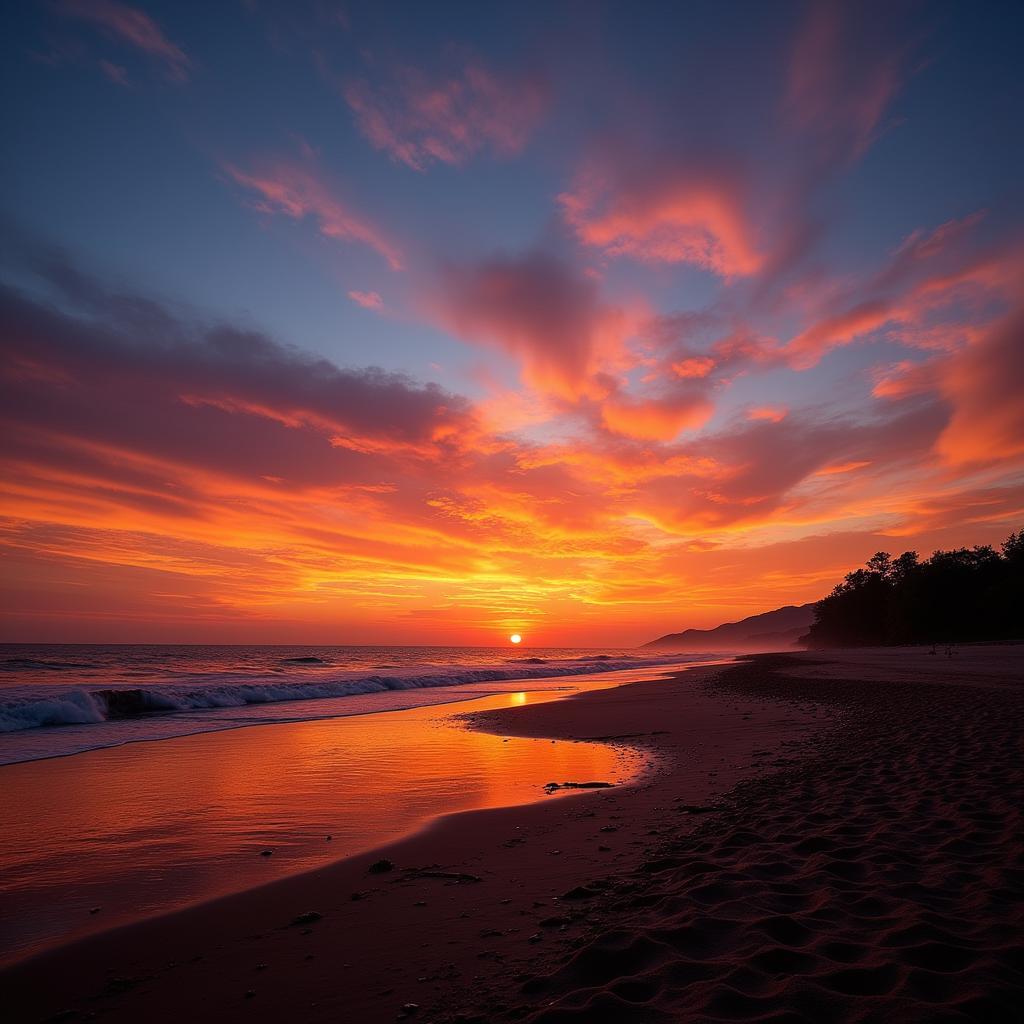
[0,671,662,964]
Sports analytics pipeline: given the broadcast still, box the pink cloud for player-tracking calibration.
[0,281,475,487]
[636,403,947,531]
[783,220,1018,368]
[748,405,788,423]
[871,359,937,400]
[97,59,129,86]
[784,0,908,166]
[348,290,383,311]
[224,160,403,270]
[433,251,636,401]
[670,355,716,379]
[786,299,894,368]
[560,160,762,277]
[343,61,547,171]
[59,0,191,82]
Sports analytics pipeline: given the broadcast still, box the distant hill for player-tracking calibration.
[644,603,816,652]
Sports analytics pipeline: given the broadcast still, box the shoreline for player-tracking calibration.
[7,647,1020,1022]
[0,680,605,768]
[4,657,824,1023]
[0,652,717,766]
[1,669,663,966]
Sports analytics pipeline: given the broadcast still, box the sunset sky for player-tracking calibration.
[2,0,1023,645]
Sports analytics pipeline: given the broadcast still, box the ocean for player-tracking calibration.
[0,646,721,962]
[0,644,715,765]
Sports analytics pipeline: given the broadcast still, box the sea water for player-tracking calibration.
[0,644,716,764]
[0,651,719,963]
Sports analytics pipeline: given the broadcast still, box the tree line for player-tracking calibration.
[802,530,1024,647]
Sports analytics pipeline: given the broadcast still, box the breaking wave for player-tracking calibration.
[0,654,704,735]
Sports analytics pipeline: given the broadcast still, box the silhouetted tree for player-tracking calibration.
[802,530,1024,647]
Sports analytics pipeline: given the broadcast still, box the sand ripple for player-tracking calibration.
[451,656,1024,1023]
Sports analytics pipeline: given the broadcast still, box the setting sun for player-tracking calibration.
[2,4,1022,1023]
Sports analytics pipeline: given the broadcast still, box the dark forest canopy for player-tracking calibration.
[803,530,1024,648]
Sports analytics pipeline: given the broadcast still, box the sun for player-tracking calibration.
[509,633,522,644]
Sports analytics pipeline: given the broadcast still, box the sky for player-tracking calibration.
[1,0,1023,646]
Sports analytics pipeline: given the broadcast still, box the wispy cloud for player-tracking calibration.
[58,0,191,82]
[784,0,913,168]
[342,59,547,171]
[224,158,403,270]
[348,289,384,311]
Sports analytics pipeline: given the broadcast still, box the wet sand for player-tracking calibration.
[5,647,1023,1022]
[0,679,640,963]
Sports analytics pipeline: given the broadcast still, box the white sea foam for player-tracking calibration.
[0,689,110,730]
[0,654,709,735]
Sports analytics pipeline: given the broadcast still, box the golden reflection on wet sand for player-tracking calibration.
[0,681,640,963]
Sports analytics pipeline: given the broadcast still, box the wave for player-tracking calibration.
[1,658,101,672]
[0,654,705,735]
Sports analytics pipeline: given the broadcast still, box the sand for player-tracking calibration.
[4,647,1022,1023]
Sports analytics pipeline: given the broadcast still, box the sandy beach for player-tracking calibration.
[5,647,1023,1023]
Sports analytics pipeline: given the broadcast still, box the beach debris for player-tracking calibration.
[599,825,618,833]
[351,891,368,900]
[289,911,323,926]
[254,963,268,972]
[259,849,273,857]
[244,989,256,999]
[399,1004,420,1017]
[88,906,102,914]
[543,780,614,793]
[528,933,543,944]
[369,858,395,874]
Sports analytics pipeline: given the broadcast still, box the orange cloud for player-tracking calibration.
[748,406,788,423]
[560,162,762,277]
[343,61,546,170]
[601,392,714,442]
[936,307,1024,465]
[671,355,716,379]
[433,250,637,401]
[786,299,893,368]
[815,461,871,476]
[2,247,1022,645]
[871,360,937,400]
[224,159,403,270]
[783,223,1019,368]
